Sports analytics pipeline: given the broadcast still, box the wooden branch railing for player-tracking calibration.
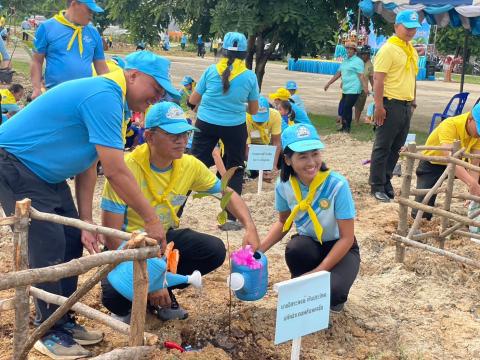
[394,140,480,268]
[0,200,161,359]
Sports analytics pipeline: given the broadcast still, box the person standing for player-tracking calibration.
[181,34,187,50]
[197,34,204,57]
[189,32,259,231]
[324,42,367,133]
[369,10,420,202]
[354,45,374,124]
[21,17,32,41]
[30,0,109,99]
[0,51,179,359]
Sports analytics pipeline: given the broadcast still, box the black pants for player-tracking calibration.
[340,93,360,131]
[369,99,412,193]
[0,149,83,326]
[101,228,226,316]
[22,32,29,41]
[285,235,360,307]
[412,160,447,220]
[192,119,247,221]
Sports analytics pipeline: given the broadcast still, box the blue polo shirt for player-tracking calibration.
[196,64,259,126]
[291,94,305,110]
[34,18,105,89]
[339,55,364,95]
[0,76,124,183]
[275,171,355,243]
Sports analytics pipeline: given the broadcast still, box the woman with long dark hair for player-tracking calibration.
[258,124,360,312]
[189,32,259,231]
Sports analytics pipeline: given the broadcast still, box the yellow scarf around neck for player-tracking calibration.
[216,58,247,81]
[54,10,84,56]
[387,35,418,74]
[129,144,183,228]
[282,170,331,244]
[247,114,270,144]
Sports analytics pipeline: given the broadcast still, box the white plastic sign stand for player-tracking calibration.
[246,144,277,194]
[273,271,331,360]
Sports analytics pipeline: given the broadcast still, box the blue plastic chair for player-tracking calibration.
[429,92,469,133]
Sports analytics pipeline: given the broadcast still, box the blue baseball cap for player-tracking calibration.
[111,55,125,69]
[472,104,480,131]
[125,51,180,100]
[182,76,194,86]
[252,96,270,123]
[395,10,421,29]
[281,124,324,152]
[223,32,248,52]
[286,81,298,90]
[77,0,104,13]
[145,102,198,134]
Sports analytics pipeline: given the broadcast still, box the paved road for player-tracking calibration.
[9,45,480,132]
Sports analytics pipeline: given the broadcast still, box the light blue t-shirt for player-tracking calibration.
[34,18,105,89]
[275,171,356,243]
[0,36,9,61]
[290,94,305,111]
[339,55,364,95]
[0,76,124,183]
[196,64,260,126]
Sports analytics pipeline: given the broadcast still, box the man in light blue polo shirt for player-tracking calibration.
[30,0,109,99]
[0,51,179,359]
[324,42,367,132]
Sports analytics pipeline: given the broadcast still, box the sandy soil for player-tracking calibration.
[1,133,480,359]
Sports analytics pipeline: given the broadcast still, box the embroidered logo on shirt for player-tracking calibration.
[83,35,92,43]
[319,198,330,210]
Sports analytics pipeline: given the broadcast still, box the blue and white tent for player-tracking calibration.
[359,0,480,35]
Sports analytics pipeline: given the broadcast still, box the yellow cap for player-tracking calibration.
[269,87,291,101]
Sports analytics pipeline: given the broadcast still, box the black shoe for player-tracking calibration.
[371,191,391,202]
[384,183,395,199]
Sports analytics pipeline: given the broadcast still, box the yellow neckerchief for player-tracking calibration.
[53,10,84,56]
[218,140,225,157]
[246,114,270,144]
[387,35,419,74]
[101,69,127,140]
[216,58,247,81]
[288,118,295,126]
[282,170,331,244]
[128,143,182,227]
[0,89,17,105]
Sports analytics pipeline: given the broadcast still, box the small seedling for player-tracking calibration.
[193,167,238,335]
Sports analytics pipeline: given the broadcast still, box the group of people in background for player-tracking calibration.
[0,3,446,360]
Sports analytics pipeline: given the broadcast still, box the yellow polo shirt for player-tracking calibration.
[374,41,418,101]
[424,112,480,163]
[246,109,282,145]
[101,153,221,232]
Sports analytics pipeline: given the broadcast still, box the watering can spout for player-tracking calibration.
[227,272,245,291]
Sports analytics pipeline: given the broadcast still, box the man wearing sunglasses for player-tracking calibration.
[100,101,260,323]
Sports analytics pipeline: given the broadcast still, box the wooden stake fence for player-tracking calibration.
[0,199,161,359]
[395,140,480,268]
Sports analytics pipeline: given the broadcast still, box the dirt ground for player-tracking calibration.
[1,131,480,359]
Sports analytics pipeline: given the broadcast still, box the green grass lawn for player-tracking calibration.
[309,113,429,145]
[11,59,30,76]
[435,71,480,85]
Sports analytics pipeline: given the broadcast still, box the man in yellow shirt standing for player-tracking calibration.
[369,10,420,202]
[101,101,260,322]
[246,96,282,180]
[413,105,480,219]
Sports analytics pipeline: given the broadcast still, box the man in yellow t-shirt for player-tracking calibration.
[101,101,260,322]
[369,10,420,203]
[245,96,282,181]
[413,106,480,220]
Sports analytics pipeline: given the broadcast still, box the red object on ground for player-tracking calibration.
[164,341,185,352]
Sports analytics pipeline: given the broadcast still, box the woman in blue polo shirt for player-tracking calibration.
[189,31,259,230]
[324,42,367,133]
[259,124,360,312]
